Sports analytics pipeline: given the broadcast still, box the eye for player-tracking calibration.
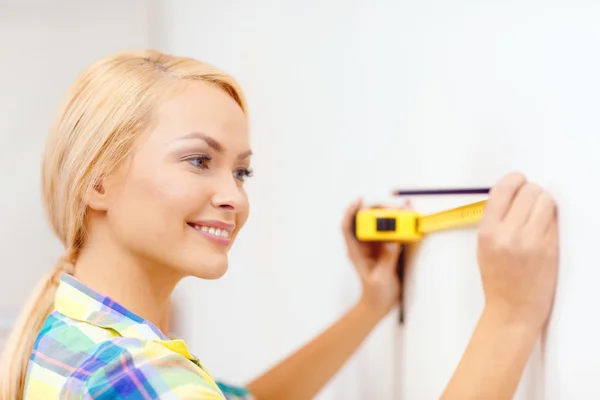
[234,167,254,182]
[186,154,211,169]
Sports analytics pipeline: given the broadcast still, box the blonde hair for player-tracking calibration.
[0,49,247,399]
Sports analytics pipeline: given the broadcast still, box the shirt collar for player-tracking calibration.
[54,273,199,363]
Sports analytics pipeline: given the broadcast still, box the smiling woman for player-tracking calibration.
[0,49,257,399]
[0,49,560,400]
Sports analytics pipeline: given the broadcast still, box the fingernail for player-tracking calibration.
[385,242,399,252]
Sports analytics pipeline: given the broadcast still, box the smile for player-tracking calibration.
[187,222,234,246]
[189,224,231,238]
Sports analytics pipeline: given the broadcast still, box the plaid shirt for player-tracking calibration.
[24,273,253,399]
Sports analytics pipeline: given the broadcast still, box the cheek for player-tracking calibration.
[141,173,192,211]
[116,162,205,236]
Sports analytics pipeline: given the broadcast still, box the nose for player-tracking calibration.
[210,174,247,213]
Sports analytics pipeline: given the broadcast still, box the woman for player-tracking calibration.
[0,50,558,400]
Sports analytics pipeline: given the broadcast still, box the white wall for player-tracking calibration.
[0,0,151,345]
[156,1,600,399]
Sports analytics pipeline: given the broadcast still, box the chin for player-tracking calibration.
[187,255,229,280]
[179,231,234,279]
[200,265,229,280]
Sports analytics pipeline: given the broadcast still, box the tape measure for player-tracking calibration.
[353,200,487,243]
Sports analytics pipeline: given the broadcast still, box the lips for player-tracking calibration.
[187,219,235,244]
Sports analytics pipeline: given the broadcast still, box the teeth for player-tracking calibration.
[193,224,231,238]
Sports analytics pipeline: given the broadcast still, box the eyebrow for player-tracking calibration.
[176,132,253,159]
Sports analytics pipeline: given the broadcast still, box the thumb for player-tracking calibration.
[378,242,402,267]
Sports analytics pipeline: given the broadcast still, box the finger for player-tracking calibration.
[378,242,402,267]
[341,197,363,245]
[503,183,543,228]
[524,191,557,236]
[545,217,558,240]
[481,172,527,224]
[544,217,559,253]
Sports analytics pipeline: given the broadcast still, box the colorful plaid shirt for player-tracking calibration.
[24,273,253,399]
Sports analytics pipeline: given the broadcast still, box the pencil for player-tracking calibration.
[393,188,491,196]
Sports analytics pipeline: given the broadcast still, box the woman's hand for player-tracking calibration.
[477,172,559,330]
[341,198,410,319]
[440,173,559,400]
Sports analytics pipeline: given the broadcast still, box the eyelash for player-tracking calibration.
[185,155,254,182]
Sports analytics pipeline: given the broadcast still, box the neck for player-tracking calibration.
[73,236,183,334]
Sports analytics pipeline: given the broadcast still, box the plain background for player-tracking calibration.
[2,1,600,398]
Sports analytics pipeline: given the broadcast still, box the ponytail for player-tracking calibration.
[0,252,75,399]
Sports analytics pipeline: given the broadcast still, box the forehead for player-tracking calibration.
[149,80,249,148]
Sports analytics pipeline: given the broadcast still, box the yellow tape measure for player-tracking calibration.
[354,200,487,243]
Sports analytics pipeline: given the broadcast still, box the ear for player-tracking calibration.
[86,173,112,211]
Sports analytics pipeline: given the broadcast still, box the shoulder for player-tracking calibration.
[82,337,227,399]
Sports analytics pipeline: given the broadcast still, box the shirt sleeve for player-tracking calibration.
[216,381,255,400]
[82,338,227,399]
